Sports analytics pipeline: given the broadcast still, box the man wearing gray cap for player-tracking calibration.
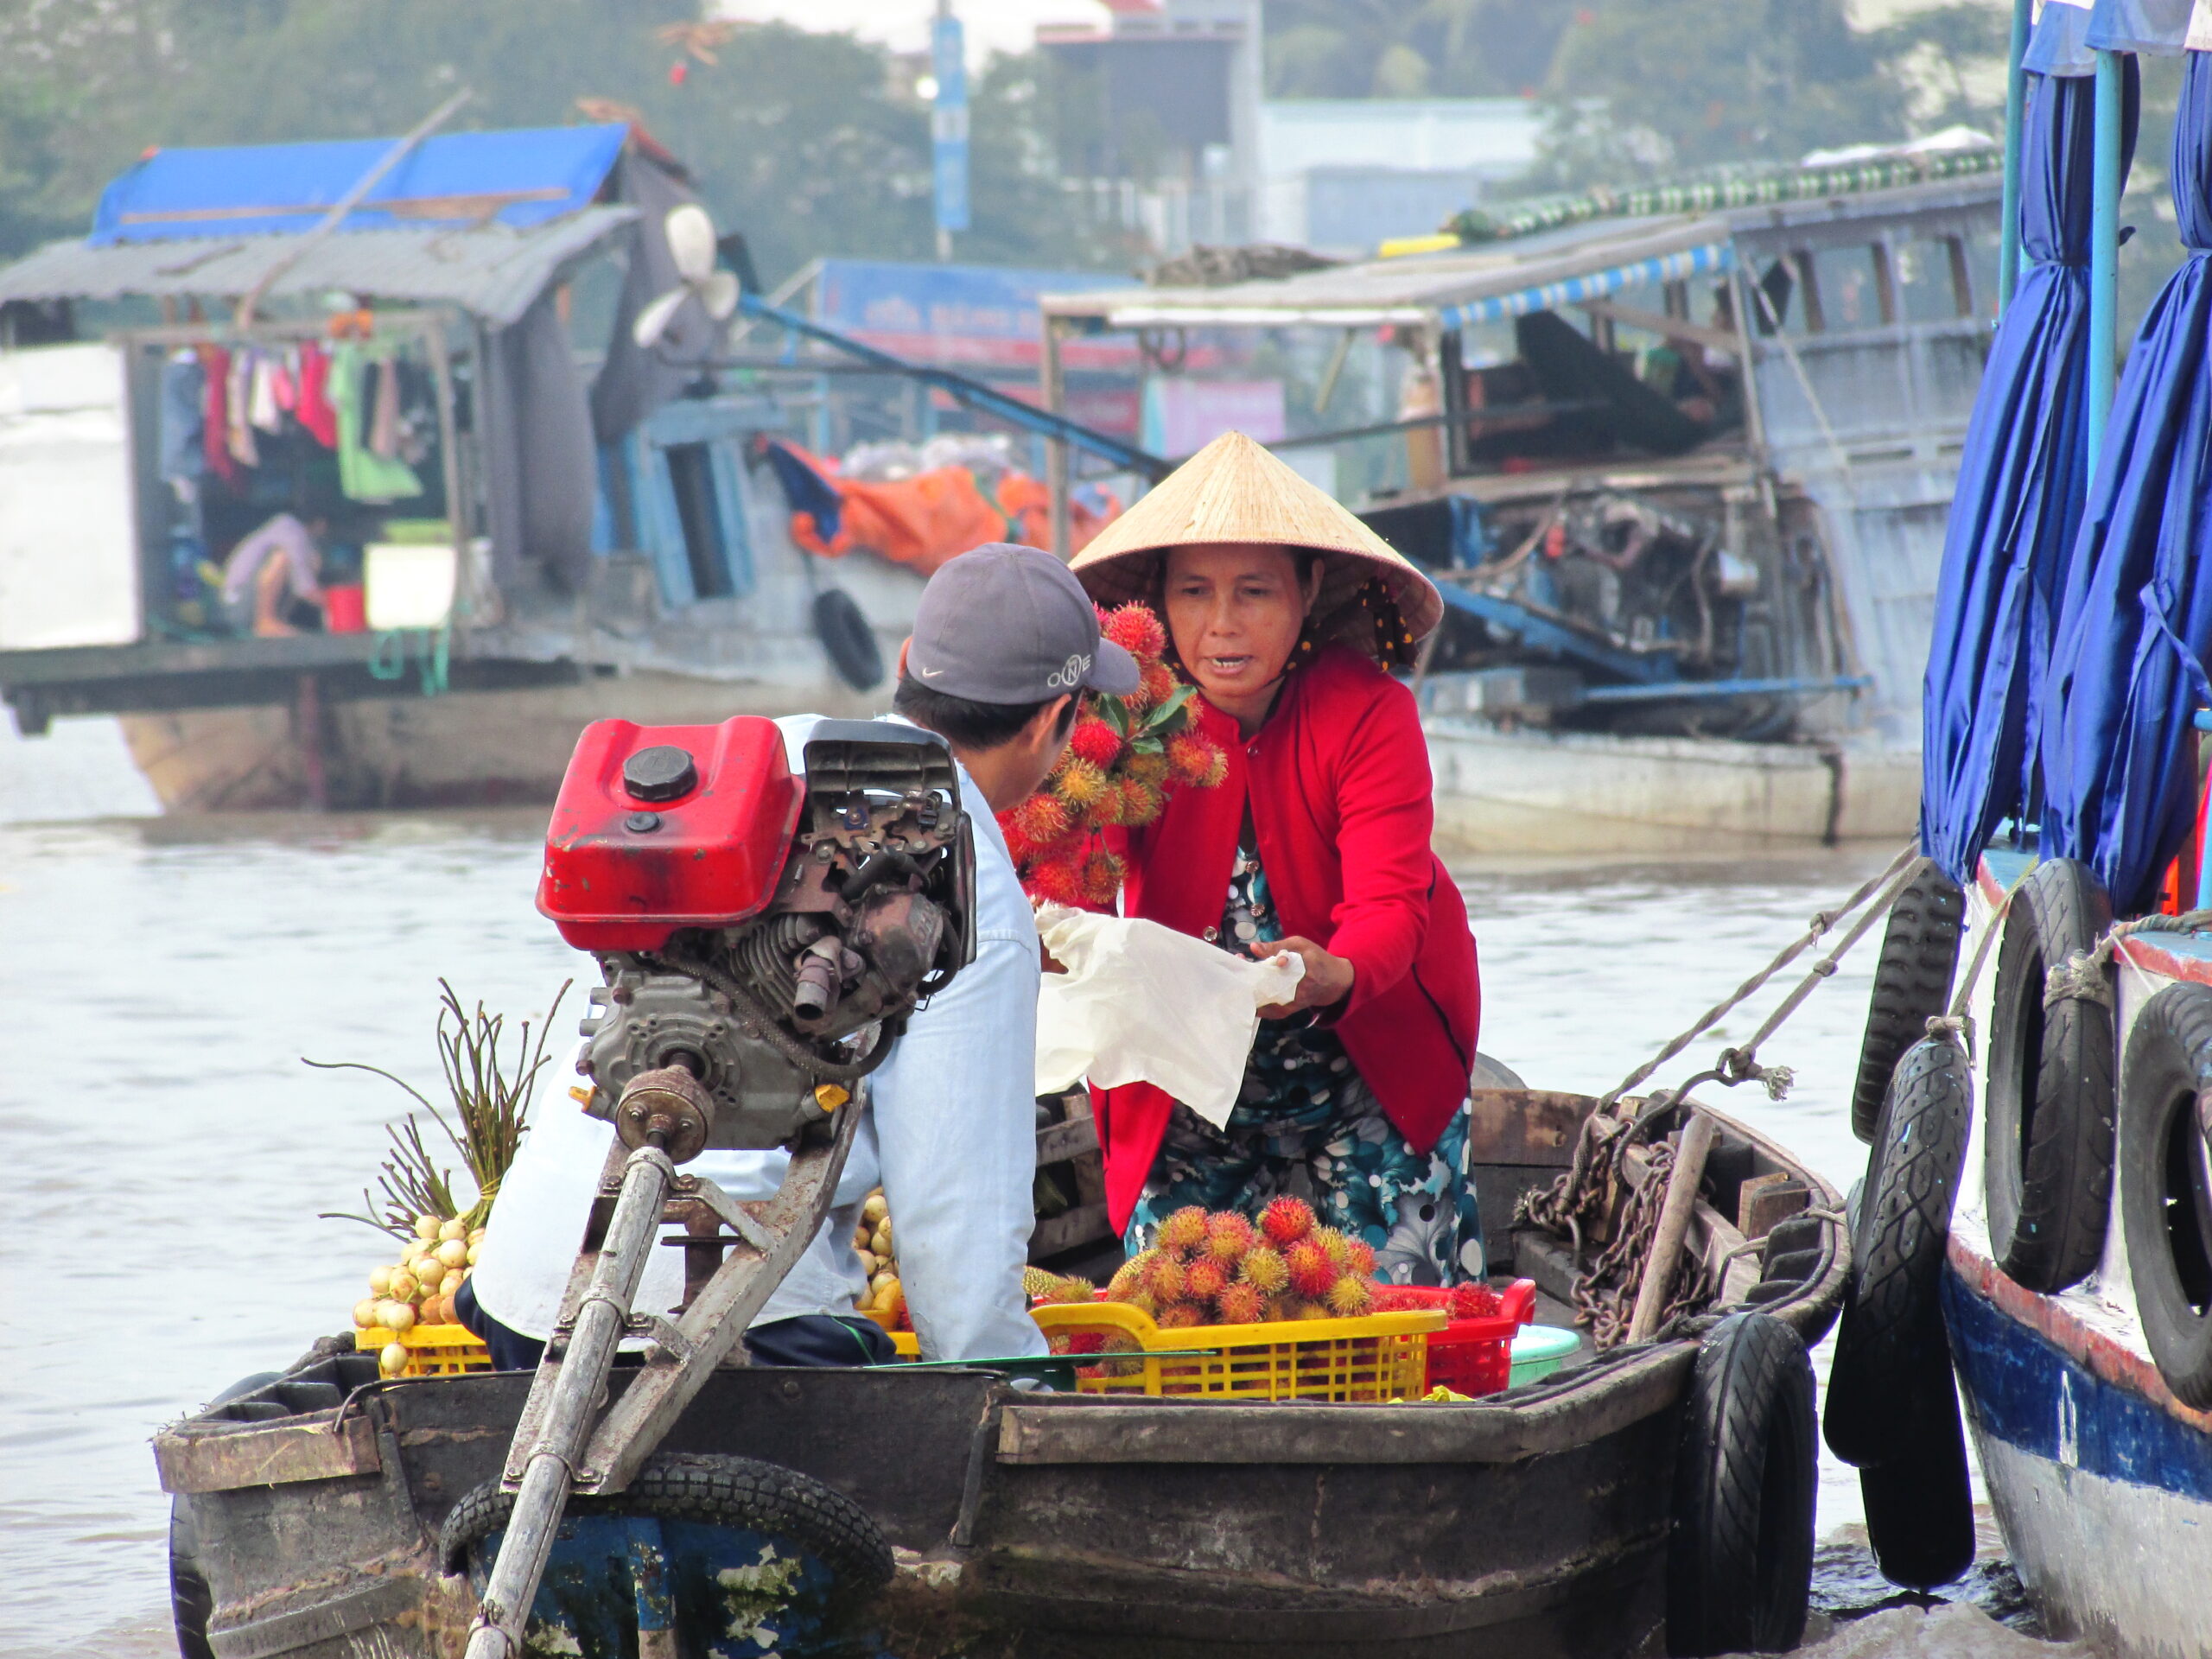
[468,545,1135,1368]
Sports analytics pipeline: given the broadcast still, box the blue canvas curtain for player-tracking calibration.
[1921,69,2128,882]
[2040,51,2212,912]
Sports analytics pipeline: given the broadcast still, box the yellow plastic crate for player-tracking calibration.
[355,1323,493,1377]
[1031,1301,1443,1402]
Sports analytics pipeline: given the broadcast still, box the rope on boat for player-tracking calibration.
[2044,906,2212,1012]
[1517,842,1923,1348]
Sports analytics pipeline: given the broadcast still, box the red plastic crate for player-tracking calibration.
[1373,1279,1537,1396]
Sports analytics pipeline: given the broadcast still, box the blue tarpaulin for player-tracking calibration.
[90,124,628,245]
[2088,0,2196,55]
[1921,69,2132,884]
[2040,52,2212,912]
[2025,0,2100,76]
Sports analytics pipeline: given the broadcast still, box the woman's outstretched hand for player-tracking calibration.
[1253,936,1353,1019]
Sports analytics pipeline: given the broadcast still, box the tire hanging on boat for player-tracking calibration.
[1849,859,1966,1144]
[813,588,885,691]
[1854,1325,1976,1591]
[1985,856,2116,1294]
[2119,981,2212,1409]
[1823,1033,1972,1469]
[442,1452,895,1601]
[1664,1311,1816,1658]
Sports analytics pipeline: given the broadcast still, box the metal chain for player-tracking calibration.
[1517,843,1923,1348]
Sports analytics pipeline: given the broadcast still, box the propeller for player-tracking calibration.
[632,202,741,348]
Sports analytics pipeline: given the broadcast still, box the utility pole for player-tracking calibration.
[931,0,968,263]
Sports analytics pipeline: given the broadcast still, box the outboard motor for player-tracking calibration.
[464,717,973,1659]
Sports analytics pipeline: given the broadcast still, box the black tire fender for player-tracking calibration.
[1665,1311,1816,1657]
[812,588,885,691]
[1855,1323,1975,1591]
[440,1452,893,1602]
[2119,982,2212,1409]
[1824,1033,1972,1468]
[1851,860,1965,1143]
[1985,856,2115,1293]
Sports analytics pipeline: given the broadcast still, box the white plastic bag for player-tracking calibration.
[1033,902,1304,1128]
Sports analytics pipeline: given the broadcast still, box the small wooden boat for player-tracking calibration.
[156,1089,1847,1659]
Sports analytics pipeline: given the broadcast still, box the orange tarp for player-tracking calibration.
[791,461,1120,575]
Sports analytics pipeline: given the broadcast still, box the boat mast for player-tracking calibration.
[2089,47,2125,451]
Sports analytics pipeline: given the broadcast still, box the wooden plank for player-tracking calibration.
[1464,1090,1592,1167]
[994,1345,1692,1466]
[1036,1116,1099,1166]
[1032,1202,1113,1255]
[153,1412,380,1494]
[1736,1172,1810,1239]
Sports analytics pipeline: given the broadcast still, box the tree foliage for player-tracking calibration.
[0,1,1118,280]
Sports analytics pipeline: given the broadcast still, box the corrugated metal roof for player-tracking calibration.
[0,205,636,327]
[1042,214,1731,327]
[91,125,631,244]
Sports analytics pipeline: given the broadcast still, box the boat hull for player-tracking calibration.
[1425,721,1917,855]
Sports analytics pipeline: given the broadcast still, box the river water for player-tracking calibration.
[0,720,2075,1657]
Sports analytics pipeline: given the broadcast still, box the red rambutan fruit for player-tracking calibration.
[1260,1195,1316,1248]
[1145,1252,1186,1305]
[1157,1303,1206,1330]
[1451,1282,1503,1320]
[1009,791,1072,848]
[1124,750,1171,786]
[1285,1239,1336,1300]
[1068,717,1122,771]
[1166,732,1218,784]
[1053,758,1109,810]
[1184,1256,1228,1302]
[1106,1252,1151,1302]
[1326,1274,1374,1318]
[1197,745,1230,789]
[1157,1205,1211,1254]
[1068,1331,1109,1356]
[1033,1274,1095,1306]
[1238,1243,1288,1294]
[1215,1281,1265,1325]
[1316,1227,1351,1268]
[1140,661,1178,709]
[1290,1299,1331,1322]
[1205,1211,1255,1263]
[1027,857,1088,908]
[1118,779,1165,826]
[1102,601,1166,661]
[1081,849,1125,906]
[1344,1236,1378,1278]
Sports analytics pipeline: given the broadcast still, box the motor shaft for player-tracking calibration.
[463,1139,676,1659]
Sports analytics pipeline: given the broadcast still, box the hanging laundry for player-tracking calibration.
[226,349,259,467]
[270,349,297,416]
[328,342,423,503]
[200,346,239,488]
[394,359,437,466]
[369,357,404,459]
[295,343,338,448]
[248,353,283,434]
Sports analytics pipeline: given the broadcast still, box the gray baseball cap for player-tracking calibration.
[907,543,1141,704]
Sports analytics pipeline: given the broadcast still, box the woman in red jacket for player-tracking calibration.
[1071,432,1484,1285]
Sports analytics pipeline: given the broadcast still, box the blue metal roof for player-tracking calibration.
[90,124,630,245]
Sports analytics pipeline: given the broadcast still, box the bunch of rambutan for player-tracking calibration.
[999,602,1229,907]
[1098,1196,1382,1327]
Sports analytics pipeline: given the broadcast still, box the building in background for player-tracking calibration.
[1039,0,1262,254]
[1256,99,1542,257]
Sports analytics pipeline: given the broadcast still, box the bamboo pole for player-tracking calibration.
[1627,1109,1717,1345]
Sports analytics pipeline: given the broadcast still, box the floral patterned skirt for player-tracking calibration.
[1123,1065,1485,1287]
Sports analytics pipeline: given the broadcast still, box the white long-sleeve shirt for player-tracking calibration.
[470,715,1046,1362]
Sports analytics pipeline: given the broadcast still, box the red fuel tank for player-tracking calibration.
[537,716,804,951]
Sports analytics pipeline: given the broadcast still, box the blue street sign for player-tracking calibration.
[931,13,969,236]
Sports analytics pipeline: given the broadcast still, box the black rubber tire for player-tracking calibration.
[812,588,884,691]
[1985,857,2115,1293]
[169,1497,215,1659]
[1824,1034,1972,1468]
[440,1452,893,1602]
[2120,982,2212,1409]
[1851,860,1966,1143]
[1665,1311,1816,1657]
[1856,1325,1975,1590]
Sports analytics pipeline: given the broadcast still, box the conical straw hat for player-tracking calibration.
[1072,430,1443,646]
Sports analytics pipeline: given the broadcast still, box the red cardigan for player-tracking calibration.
[1096,645,1482,1230]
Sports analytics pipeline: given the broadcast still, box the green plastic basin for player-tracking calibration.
[1509,1324,1580,1387]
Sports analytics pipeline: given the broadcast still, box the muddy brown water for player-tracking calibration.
[0,720,2061,1656]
